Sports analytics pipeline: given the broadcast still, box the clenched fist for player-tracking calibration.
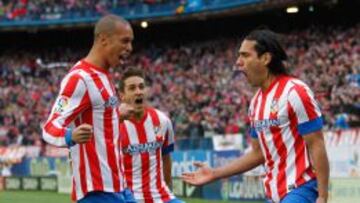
[72,124,93,144]
[118,103,135,122]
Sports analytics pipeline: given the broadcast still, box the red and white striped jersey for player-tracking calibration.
[42,60,125,201]
[248,75,323,202]
[120,107,176,203]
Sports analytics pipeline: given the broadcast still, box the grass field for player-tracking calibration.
[0,191,263,203]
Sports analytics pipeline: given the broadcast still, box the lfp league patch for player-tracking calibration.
[54,96,70,113]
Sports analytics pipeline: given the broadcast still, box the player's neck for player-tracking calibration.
[133,110,145,121]
[260,73,276,92]
[85,48,110,71]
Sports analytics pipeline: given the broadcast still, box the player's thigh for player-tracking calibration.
[281,192,315,203]
[78,191,126,203]
[281,187,318,203]
[281,179,318,203]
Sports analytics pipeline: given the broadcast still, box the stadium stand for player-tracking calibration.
[0,1,359,202]
[0,23,359,147]
[0,0,263,24]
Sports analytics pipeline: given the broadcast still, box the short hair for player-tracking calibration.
[94,14,129,40]
[245,29,288,75]
[119,68,145,92]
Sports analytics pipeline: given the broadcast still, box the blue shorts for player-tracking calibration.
[78,188,136,203]
[266,179,318,203]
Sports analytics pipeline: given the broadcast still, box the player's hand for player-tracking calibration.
[181,162,215,186]
[316,197,327,203]
[118,103,135,121]
[72,124,93,144]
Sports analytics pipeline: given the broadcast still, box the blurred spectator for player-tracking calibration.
[334,113,350,129]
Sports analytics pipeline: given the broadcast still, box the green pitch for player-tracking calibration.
[0,191,263,203]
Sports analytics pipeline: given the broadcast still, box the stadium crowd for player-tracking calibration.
[0,0,294,21]
[0,0,172,20]
[0,24,359,147]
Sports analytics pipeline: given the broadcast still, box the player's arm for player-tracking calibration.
[162,154,172,189]
[213,138,264,179]
[287,85,329,202]
[162,117,176,189]
[303,131,329,202]
[42,73,92,147]
[182,138,264,185]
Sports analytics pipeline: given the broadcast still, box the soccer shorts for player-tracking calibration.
[78,188,136,203]
[266,179,318,203]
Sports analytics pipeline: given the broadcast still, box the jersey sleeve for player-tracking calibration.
[248,118,259,139]
[162,117,175,155]
[287,84,323,136]
[42,73,90,147]
[248,102,259,139]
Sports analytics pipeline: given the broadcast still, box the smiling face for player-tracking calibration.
[121,76,147,114]
[235,39,270,87]
[100,22,134,68]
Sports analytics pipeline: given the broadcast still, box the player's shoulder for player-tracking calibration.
[71,61,95,78]
[60,71,83,89]
[65,61,102,85]
[149,107,171,124]
[286,77,312,93]
[63,61,87,79]
[282,77,317,104]
[58,65,89,94]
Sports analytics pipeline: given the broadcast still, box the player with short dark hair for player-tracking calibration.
[119,68,184,203]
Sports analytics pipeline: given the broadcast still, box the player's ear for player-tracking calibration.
[261,52,272,66]
[118,90,125,100]
[98,33,109,47]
